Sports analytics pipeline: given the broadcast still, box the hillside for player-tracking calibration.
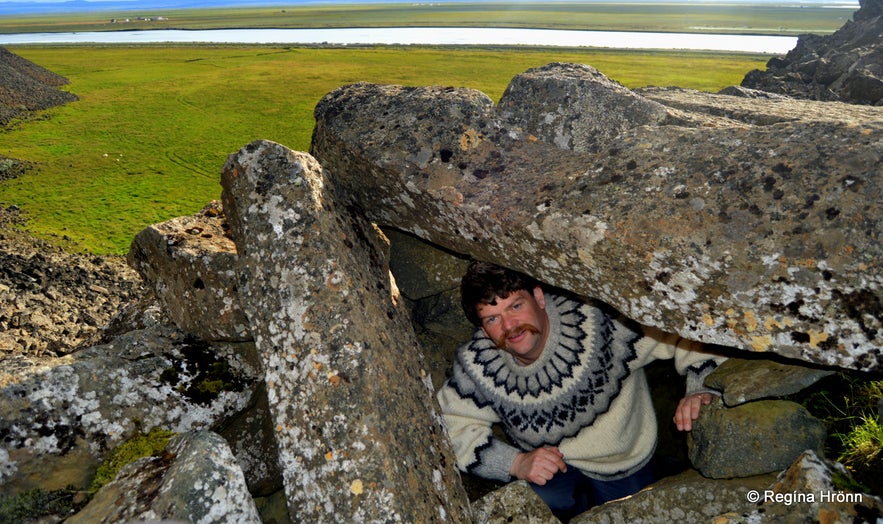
[0,46,78,127]
[0,47,143,359]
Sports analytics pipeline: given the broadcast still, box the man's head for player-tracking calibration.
[460,261,550,365]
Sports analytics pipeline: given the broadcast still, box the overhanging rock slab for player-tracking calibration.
[310,65,882,371]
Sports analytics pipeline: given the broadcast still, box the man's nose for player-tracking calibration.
[501,314,517,331]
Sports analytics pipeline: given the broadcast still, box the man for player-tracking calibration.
[436,261,726,521]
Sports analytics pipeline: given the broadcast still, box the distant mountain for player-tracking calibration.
[0,0,862,17]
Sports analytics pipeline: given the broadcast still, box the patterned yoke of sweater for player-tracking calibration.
[436,293,727,483]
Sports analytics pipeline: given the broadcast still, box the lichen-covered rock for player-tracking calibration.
[704,358,834,407]
[385,228,473,388]
[497,62,681,152]
[310,65,883,372]
[472,480,558,523]
[714,450,883,523]
[0,324,261,498]
[688,398,826,478]
[220,140,472,522]
[572,468,776,524]
[214,382,283,496]
[128,200,250,342]
[67,430,261,524]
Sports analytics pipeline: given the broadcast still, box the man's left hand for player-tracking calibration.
[673,392,715,431]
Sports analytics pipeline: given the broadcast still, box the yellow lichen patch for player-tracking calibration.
[703,313,715,327]
[325,450,334,461]
[750,335,773,352]
[794,258,817,268]
[808,330,829,348]
[350,479,364,495]
[458,128,482,150]
[743,311,758,332]
[764,315,793,331]
[328,372,341,386]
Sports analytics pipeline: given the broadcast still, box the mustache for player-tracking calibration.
[495,323,540,349]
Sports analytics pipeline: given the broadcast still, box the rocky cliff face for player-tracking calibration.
[740,0,883,105]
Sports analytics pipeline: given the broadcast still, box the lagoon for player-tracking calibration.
[0,27,797,53]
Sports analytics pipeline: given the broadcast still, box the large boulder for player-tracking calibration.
[0,325,262,499]
[220,140,472,522]
[688,398,827,479]
[715,450,883,523]
[66,430,261,524]
[740,0,883,105]
[310,63,883,372]
[128,200,250,342]
[572,469,776,523]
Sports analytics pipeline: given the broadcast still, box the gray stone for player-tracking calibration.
[472,480,559,523]
[639,85,883,125]
[688,397,826,478]
[128,200,250,342]
[704,357,835,406]
[714,450,883,523]
[67,430,261,524]
[572,468,776,524]
[497,62,679,152]
[385,228,474,388]
[220,140,472,523]
[0,324,262,498]
[215,382,283,496]
[310,65,883,372]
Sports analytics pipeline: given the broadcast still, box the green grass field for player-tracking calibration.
[0,45,769,254]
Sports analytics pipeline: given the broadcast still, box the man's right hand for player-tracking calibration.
[509,447,567,485]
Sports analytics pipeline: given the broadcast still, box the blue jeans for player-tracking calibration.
[528,461,655,522]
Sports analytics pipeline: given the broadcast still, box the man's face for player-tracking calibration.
[476,287,550,366]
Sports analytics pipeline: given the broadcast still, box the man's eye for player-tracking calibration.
[484,317,497,325]
[512,302,522,310]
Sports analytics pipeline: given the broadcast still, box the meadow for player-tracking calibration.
[0,45,769,254]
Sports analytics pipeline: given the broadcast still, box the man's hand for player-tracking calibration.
[673,392,715,431]
[509,447,567,485]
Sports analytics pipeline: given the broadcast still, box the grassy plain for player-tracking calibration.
[0,2,853,35]
[0,45,769,254]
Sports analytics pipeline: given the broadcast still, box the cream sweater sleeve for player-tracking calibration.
[436,379,521,482]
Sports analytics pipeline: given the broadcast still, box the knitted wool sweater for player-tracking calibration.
[436,293,725,482]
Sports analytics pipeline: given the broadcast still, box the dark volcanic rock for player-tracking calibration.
[0,47,78,126]
[0,206,146,357]
[740,0,883,105]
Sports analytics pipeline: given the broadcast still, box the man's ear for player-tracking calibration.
[532,286,546,309]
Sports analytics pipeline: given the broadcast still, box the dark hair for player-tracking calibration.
[460,261,540,326]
